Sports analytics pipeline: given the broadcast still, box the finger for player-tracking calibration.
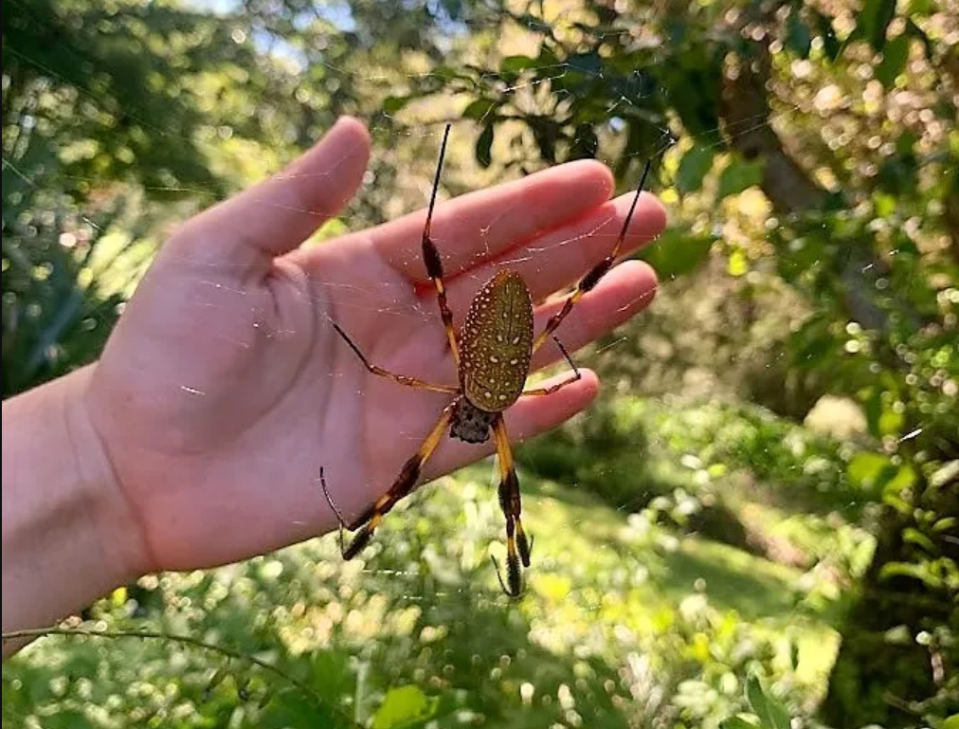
[445,191,665,314]
[529,260,658,371]
[423,369,600,480]
[373,159,614,281]
[171,117,371,274]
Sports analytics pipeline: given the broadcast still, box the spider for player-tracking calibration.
[320,124,651,597]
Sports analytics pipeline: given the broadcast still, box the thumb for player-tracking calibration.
[169,117,371,276]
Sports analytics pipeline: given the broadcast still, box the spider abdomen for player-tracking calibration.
[458,270,534,413]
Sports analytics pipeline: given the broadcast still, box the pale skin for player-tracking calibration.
[1,117,666,656]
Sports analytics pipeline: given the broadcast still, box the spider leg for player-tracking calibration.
[421,124,461,366]
[331,322,459,394]
[491,416,533,598]
[531,159,652,355]
[320,403,454,559]
[522,336,582,397]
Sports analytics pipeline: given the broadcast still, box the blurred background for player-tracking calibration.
[2,0,957,727]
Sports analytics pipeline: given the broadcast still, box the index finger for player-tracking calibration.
[372,158,615,283]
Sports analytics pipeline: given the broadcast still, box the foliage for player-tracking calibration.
[3,0,957,727]
[4,463,838,728]
[384,2,959,725]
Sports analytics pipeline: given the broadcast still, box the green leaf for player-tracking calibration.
[745,676,791,729]
[463,98,498,122]
[874,192,897,217]
[877,404,904,437]
[882,463,917,499]
[879,560,943,587]
[902,527,936,553]
[570,123,599,160]
[371,685,438,729]
[728,249,749,277]
[875,33,909,86]
[815,12,841,60]
[677,146,715,194]
[940,712,959,729]
[638,227,715,279]
[721,719,760,729]
[933,517,957,533]
[786,11,812,58]
[860,0,897,51]
[716,158,764,201]
[475,123,495,168]
[383,95,412,114]
[567,51,602,75]
[432,65,466,81]
[528,118,559,164]
[863,386,885,438]
[847,452,894,489]
[500,55,538,74]
[309,650,353,702]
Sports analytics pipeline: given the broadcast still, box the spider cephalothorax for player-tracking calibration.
[321,124,651,597]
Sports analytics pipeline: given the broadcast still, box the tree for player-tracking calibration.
[394,1,958,726]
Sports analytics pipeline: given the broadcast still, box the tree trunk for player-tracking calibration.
[718,37,955,729]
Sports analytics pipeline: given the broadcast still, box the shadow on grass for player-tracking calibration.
[3,463,834,729]
[652,540,801,622]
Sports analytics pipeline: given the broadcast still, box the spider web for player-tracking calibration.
[2,1,859,724]
[1,0,821,586]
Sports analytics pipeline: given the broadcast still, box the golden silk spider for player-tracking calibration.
[320,124,651,597]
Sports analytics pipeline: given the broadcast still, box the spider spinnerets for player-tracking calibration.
[321,123,651,597]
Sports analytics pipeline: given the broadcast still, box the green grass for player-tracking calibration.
[3,437,864,728]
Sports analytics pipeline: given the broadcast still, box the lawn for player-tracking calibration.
[2,397,873,729]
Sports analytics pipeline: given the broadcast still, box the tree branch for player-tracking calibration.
[720,40,897,332]
[2,625,361,727]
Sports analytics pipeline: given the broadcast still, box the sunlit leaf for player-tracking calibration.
[638,227,715,278]
[728,249,749,277]
[879,560,944,588]
[874,192,897,217]
[882,464,917,500]
[941,712,959,729]
[371,685,438,729]
[721,718,760,729]
[877,408,904,437]
[745,676,791,729]
[847,452,894,489]
[902,527,936,553]
[932,517,957,533]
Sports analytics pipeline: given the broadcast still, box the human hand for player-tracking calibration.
[82,117,665,578]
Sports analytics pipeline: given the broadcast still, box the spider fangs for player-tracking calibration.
[320,124,651,597]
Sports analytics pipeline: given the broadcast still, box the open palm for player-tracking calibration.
[85,118,665,576]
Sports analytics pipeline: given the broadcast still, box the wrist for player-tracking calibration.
[2,365,146,639]
[66,364,154,583]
